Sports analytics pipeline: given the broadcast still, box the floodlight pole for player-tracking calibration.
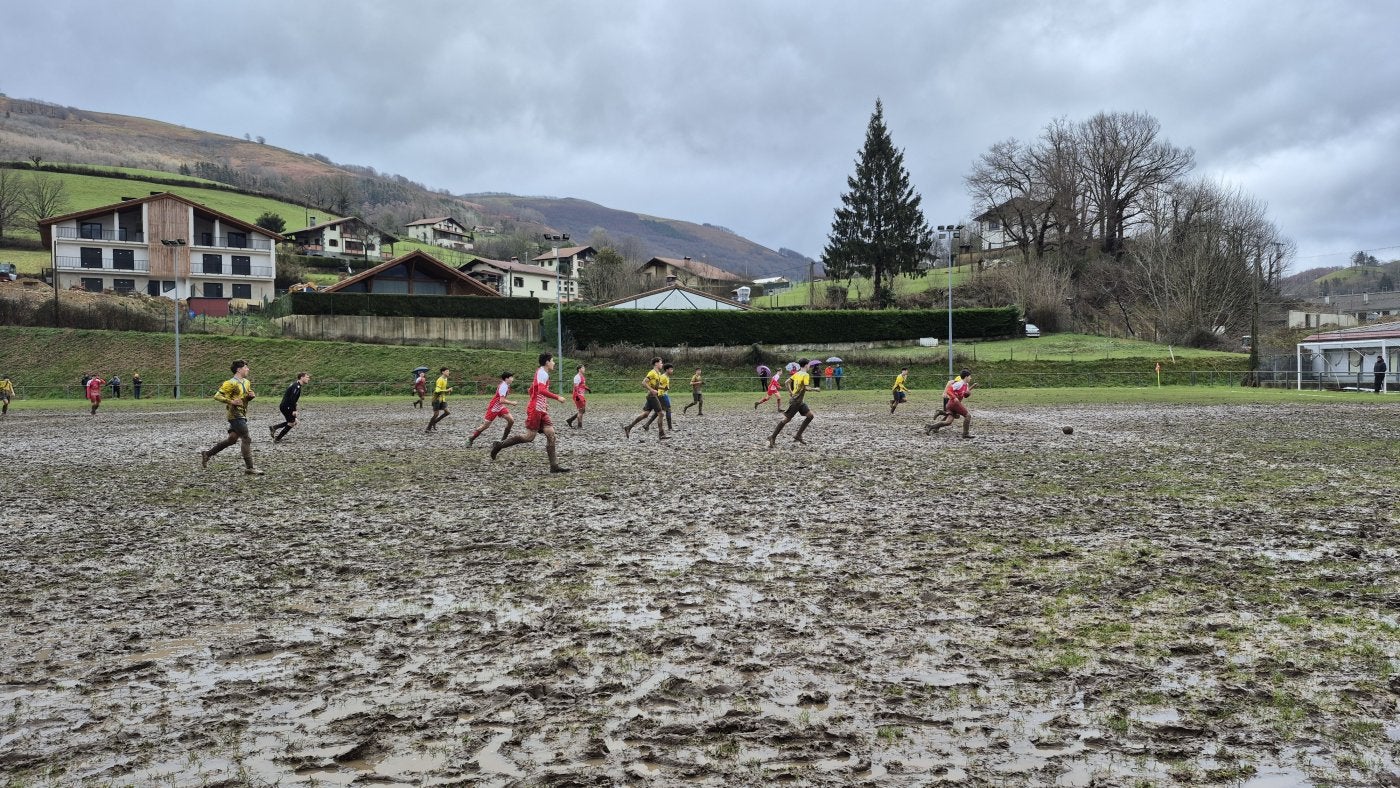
[543,233,569,393]
[161,239,187,398]
[939,224,963,377]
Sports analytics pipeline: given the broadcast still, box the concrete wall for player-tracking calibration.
[275,314,540,346]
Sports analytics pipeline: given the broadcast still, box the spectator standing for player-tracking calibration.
[133,372,142,400]
[824,365,835,389]
[110,374,122,399]
[1374,355,1388,394]
[834,364,844,390]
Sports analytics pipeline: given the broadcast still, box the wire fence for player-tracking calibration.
[8,370,1396,400]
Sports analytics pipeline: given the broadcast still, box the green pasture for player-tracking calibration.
[756,263,976,308]
[855,332,1246,364]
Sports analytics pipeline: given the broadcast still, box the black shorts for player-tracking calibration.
[692,391,703,402]
[280,405,296,421]
[893,391,907,402]
[643,395,662,411]
[228,418,251,437]
[432,400,448,411]
[784,401,811,418]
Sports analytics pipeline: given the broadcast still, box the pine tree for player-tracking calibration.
[823,100,934,308]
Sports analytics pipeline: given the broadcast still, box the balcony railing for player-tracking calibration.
[188,264,275,278]
[193,233,273,251]
[55,227,145,243]
[55,256,150,273]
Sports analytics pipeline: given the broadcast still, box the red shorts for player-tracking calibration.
[89,394,102,404]
[484,405,509,422]
[573,395,586,409]
[947,399,969,418]
[525,409,552,432]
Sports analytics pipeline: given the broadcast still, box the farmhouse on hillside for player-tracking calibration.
[598,282,750,311]
[284,216,397,264]
[462,245,593,303]
[638,256,747,297]
[405,217,473,251]
[1296,321,1399,392]
[39,191,281,307]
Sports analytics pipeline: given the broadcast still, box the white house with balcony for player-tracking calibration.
[530,245,594,302]
[284,216,396,264]
[39,192,282,306]
[461,256,566,301]
[405,216,473,251]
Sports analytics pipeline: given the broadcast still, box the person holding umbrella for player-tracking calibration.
[411,367,429,409]
[806,359,823,390]
[756,364,771,392]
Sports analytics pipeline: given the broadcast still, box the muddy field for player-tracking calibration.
[1,393,1397,786]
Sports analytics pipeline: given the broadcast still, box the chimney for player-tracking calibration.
[308,216,316,226]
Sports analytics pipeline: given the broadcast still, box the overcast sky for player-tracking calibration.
[5,0,1399,275]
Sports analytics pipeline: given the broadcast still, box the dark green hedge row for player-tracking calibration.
[289,292,541,319]
[548,306,1020,348]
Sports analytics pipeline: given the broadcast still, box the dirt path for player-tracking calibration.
[2,395,1397,786]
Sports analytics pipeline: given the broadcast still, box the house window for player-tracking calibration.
[513,277,524,288]
[345,240,364,253]
[80,222,103,239]
[118,226,130,241]
[113,278,136,293]
[202,254,223,274]
[542,280,549,291]
[231,256,251,276]
[228,231,247,249]
[232,283,252,299]
[200,232,214,246]
[112,249,135,270]
[328,239,338,247]
[80,247,103,268]
[203,282,224,298]
[147,281,161,296]
[81,277,103,292]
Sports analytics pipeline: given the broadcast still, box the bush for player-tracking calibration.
[546,306,1020,348]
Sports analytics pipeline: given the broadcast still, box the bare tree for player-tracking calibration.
[0,168,24,239]
[21,172,69,234]
[1076,111,1194,259]
[579,246,645,303]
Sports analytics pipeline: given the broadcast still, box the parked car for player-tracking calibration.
[1024,323,1041,338]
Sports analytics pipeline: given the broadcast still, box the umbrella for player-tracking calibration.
[807,359,822,368]
[785,362,801,373]
[826,357,843,364]
[756,364,771,375]
[412,366,430,375]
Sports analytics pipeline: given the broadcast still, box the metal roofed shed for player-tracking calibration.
[1296,321,1399,392]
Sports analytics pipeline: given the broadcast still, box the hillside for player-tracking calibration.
[0,96,804,280]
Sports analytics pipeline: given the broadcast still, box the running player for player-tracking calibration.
[269,372,310,443]
[412,370,428,408]
[754,367,783,411]
[768,358,816,447]
[426,367,452,433]
[643,363,675,431]
[565,365,590,429]
[201,359,263,475]
[469,372,517,447]
[890,367,910,414]
[624,357,670,441]
[490,353,570,472]
[927,368,974,438]
[85,373,105,415]
[0,375,13,416]
[682,367,704,415]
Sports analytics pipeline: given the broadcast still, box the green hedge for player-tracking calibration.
[548,306,1020,348]
[289,292,540,319]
